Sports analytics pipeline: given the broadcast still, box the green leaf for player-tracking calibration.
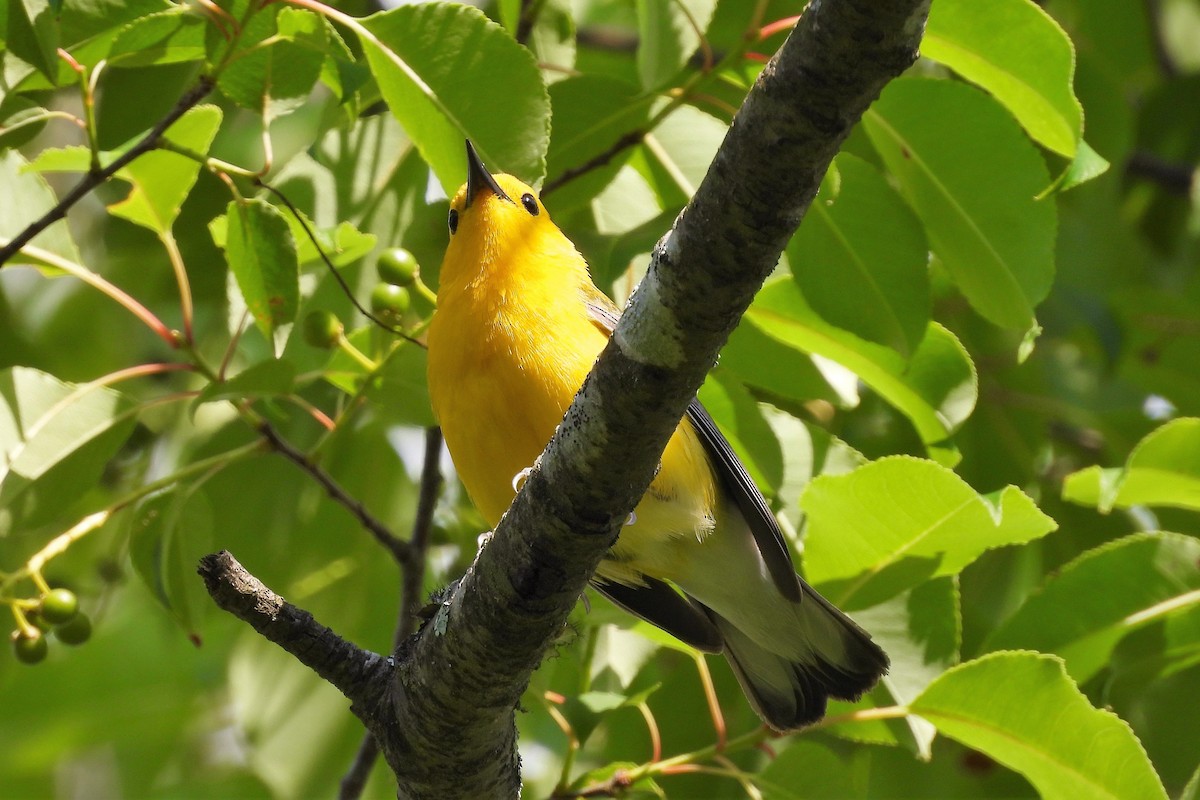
[129,487,213,637]
[0,150,80,265]
[633,103,726,206]
[0,96,51,150]
[1042,138,1111,195]
[1062,418,1200,512]
[217,198,300,345]
[746,280,977,456]
[790,154,930,357]
[0,367,137,534]
[720,316,840,406]
[923,0,1082,157]
[802,456,1056,609]
[359,2,550,193]
[217,7,323,120]
[910,652,1169,800]
[863,78,1056,330]
[544,75,652,212]
[211,209,376,269]
[193,358,296,407]
[758,739,863,800]
[984,533,1200,683]
[107,8,207,67]
[108,105,222,234]
[7,0,60,83]
[636,0,716,90]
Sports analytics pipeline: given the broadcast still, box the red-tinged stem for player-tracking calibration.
[8,243,180,347]
[759,15,801,40]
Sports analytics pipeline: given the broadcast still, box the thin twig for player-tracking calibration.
[338,427,443,800]
[1126,150,1195,195]
[198,550,390,706]
[516,0,541,46]
[0,76,215,269]
[256,421,410,562]
[541,131,645,197]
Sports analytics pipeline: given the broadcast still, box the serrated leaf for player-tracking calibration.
[790,154,930,357]
[0,150,80,265]
[984,533,1200,683]
[217,7,323,120]
[746,279,977,457]
[107,7,207,67]
[359,2,550,193]
[129,487,213,637]
[802,456,1056,609]
[636,0,716,90]
[544,75,652,212]
[1062,418,1200,512]
[910,652,1168,800]
[0,367,137,534]
[924,0,1082,158]
[218,198,300,345]
[108,105,222,233]
[863,78,1055,330]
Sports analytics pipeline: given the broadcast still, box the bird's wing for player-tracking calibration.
[585,299,803,602]
[592,577,723,652]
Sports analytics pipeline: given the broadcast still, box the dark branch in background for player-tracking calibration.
[257,422,411,562]
[0,76,215,269]
[198,551,389,706]
[515,0,540,46]
[541,131,645,197]
[339,427,443,800]
[1142,0,1178,79]
[1126,151,1195,195]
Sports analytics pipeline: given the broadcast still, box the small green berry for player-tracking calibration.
[376,248,420,287]
[54,612,92,646]
[13,629,48,664]
[39,588,79,626]
[370,283,411,326]
[303,310,343,349]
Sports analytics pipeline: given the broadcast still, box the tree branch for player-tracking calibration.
[257,421,411,563]
[376,1,930,796]
[0,76,215,269]
[197,551,390,713]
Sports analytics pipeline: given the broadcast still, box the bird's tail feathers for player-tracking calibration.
[701,586,888,731]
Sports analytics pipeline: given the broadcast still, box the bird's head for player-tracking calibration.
[440,141,564,288]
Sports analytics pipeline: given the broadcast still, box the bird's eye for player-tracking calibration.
[448,208,459,235]
[520,193,539,216]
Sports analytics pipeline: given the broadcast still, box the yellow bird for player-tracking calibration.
[427,142,887,730]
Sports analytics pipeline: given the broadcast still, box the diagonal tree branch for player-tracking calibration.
[0,76,215,269]
[198,551,390,714]
[374,1,931,796]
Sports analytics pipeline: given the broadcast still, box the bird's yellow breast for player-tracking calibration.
[427,178,716,584]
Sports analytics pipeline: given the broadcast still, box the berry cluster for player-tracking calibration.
[10,588,91,664]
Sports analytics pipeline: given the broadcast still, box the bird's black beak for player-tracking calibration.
[464,140,512,208]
